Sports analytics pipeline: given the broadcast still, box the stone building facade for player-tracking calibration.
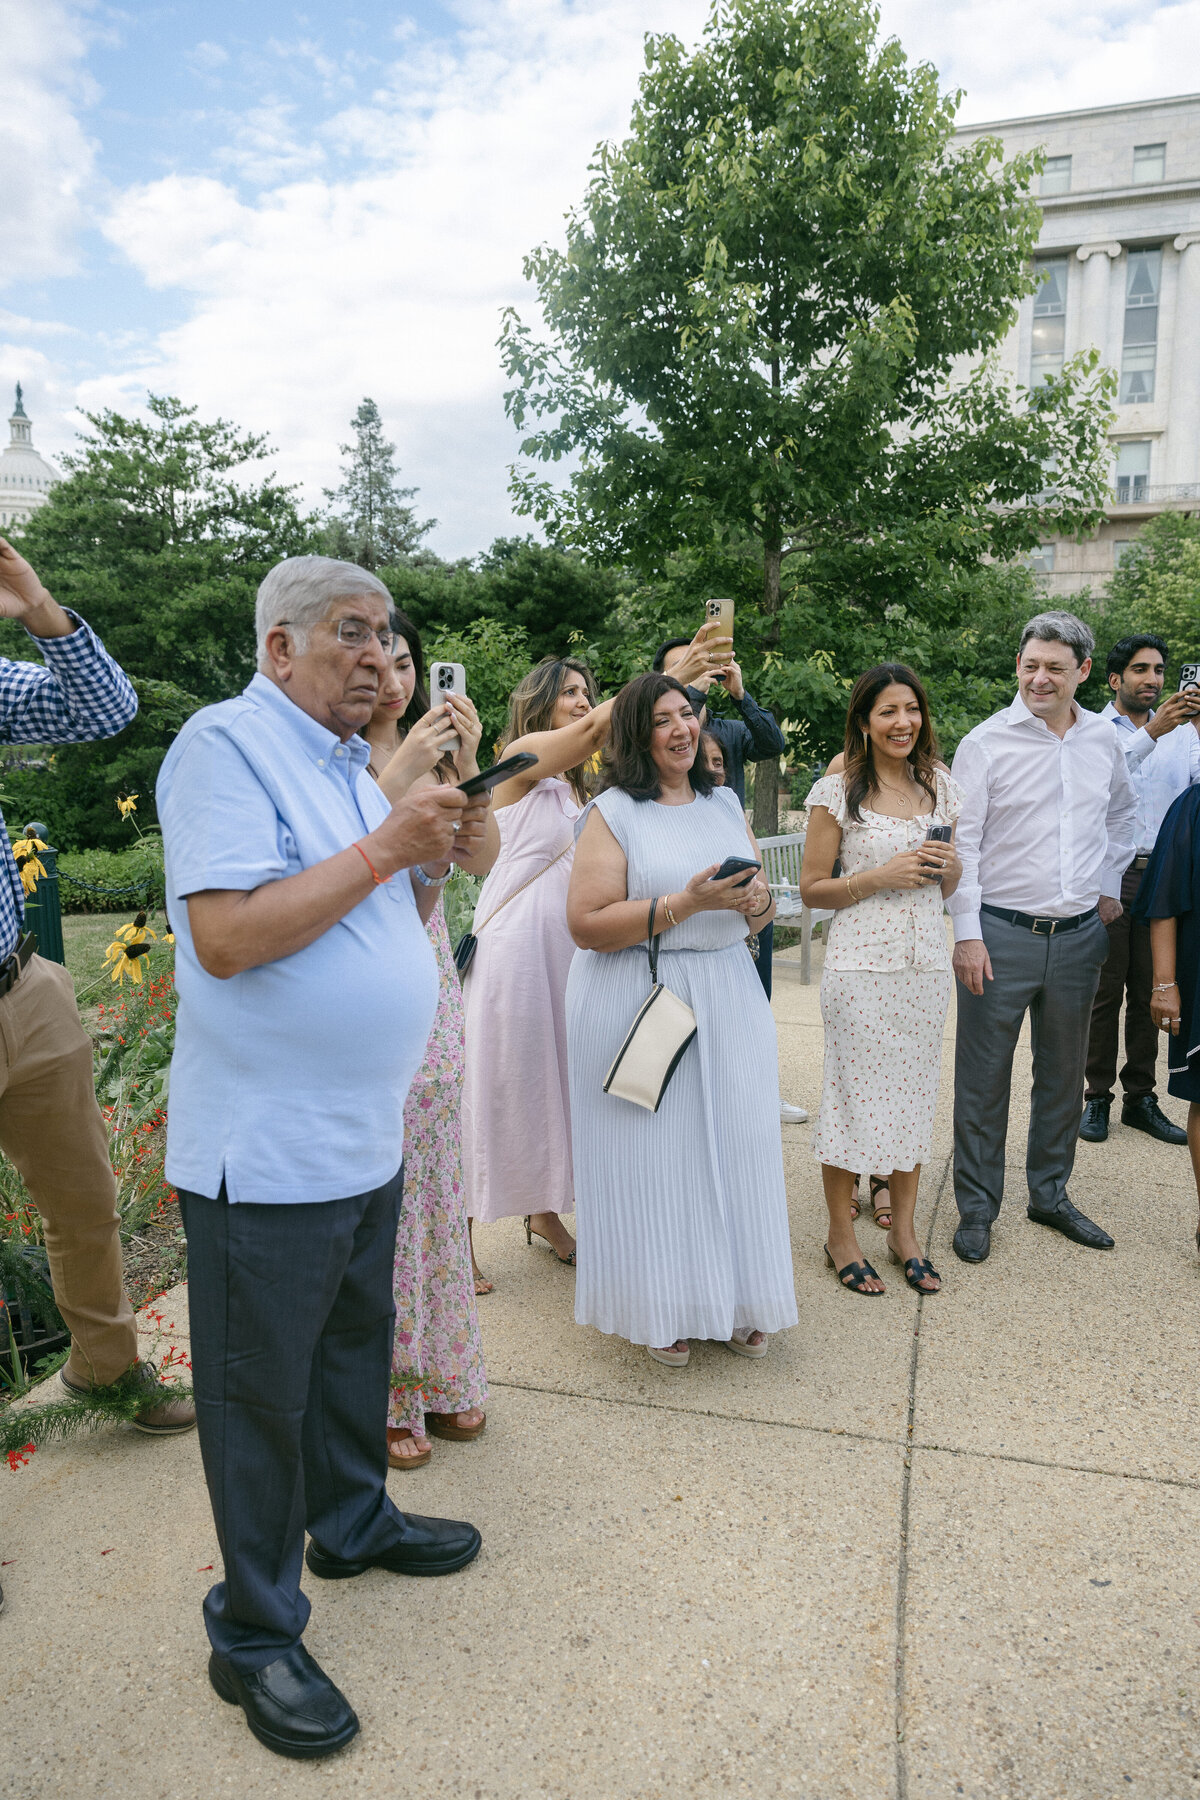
[0,386,60,532]
[955,93,1200,595]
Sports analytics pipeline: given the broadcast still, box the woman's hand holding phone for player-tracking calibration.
[377,705,461,795]
[446,693,484,777]
[683,864,757,913]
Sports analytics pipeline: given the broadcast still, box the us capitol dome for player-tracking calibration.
[0,384,60,530]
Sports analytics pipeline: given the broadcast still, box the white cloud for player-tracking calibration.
[15,0,1200,555]
[94,1,710,554]
[0,0,97,286]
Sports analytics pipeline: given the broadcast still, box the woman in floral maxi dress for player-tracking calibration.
[361,608,499,1468]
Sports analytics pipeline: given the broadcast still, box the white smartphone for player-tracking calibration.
[1179,663,1199,694]
[429,661,467,748]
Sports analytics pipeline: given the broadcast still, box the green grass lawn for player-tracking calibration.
[62,912,123,1008]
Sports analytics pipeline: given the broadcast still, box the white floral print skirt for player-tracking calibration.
[813,968,952,1176]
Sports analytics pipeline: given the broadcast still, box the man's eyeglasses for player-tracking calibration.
[279,618,394,653]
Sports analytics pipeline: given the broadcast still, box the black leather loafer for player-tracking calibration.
[208,1644,359,1760]
[1026,1199,1114,1249]
[1079,1098,1110,1143]
[306,1512,482,1580]
[1121,1095,1188,1145]
[952,1221,992,1263]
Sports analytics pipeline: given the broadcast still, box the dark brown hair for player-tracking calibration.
[501,655,600,805]
[842,663,939,823]
[390,607,455,784]
[600,673,716,802]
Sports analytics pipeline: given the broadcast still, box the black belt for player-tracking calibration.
[0,932,36,999]
[981,904,1098,937]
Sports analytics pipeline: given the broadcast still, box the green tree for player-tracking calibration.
[500,0,1115,827]
[10,394,314,703]
[6,394,315,847]
[1103,514,1200,664]
[323,398,434,570]
[422,617,534,757]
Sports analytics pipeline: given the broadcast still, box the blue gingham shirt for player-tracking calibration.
[0,614,138,960]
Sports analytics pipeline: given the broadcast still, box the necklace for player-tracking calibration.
[873,776,917,817]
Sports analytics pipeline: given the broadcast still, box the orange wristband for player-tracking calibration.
[353,841,384,885]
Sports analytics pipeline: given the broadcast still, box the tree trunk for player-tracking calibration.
[752,537,783,837]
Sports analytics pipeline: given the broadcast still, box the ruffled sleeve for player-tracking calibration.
[1134,785,1200,922]
[805,772,847,827]
[936,769,966,824]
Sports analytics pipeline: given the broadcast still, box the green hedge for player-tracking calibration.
[56,841,166,914]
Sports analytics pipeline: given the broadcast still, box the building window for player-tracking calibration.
[1114,440,1151,503]
[1133,143,1166,184]
[1040,155,1071,195]
[1028,544,1056,574]
[1120,249,1161,404]
[1113,540,1136,567]
[1030,257,1068,386]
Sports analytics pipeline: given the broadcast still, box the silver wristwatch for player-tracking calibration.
[411,863,453,889]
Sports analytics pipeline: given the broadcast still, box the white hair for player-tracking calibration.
[255,556,392,665]
[1018,610,1095,667]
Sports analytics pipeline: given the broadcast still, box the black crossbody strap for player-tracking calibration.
[647,897,660,986]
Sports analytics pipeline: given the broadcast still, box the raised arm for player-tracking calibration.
[0,538,137,744]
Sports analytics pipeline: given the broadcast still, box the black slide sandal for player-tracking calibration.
[887,1246,941,1292]
[824,1246,885,1295]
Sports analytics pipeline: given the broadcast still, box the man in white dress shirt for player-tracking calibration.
[1080,635,1200,1146]
[947,612,1137,1263]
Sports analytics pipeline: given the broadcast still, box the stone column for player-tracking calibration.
[1075,242,1121,365]
[1169,233,1200,491]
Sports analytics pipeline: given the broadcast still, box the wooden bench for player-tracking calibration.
[757,832,815,984]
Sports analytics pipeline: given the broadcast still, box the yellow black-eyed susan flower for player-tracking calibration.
[116,794,138,819]
[11,836,48,897]
[103,911,157,985]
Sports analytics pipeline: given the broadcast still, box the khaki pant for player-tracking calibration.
[0,954,135,1386]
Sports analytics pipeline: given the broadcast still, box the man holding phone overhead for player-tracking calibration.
[1080,635,1200,1145]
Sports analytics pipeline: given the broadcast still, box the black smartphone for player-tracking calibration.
[924,824,952,843]
[457,751,537,797]
[709,855,761,888]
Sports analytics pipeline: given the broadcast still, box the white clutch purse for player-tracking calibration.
[603,900,697,1113]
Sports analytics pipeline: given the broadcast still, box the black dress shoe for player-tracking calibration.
[306,1512,482,1580]
[208,1644,359,1760]
[952,1220,992,1263]
[1121,1095,1188,1145]
[1026,1198,1114,1249]
[1079,1098,1110,1143]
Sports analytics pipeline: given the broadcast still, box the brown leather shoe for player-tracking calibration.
[61,1359,196,1435]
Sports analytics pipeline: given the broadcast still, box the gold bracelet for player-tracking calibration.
[663,898,679,927]
[847,873,861,904]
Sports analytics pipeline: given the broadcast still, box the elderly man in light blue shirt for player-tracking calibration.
[158,556,490,1761]
[1081,633,1200,1146]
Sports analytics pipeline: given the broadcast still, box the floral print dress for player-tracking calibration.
[389,898,488,1433]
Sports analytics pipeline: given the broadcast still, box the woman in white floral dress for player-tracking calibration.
[362,612,500,1467]
[800,665,963,1297]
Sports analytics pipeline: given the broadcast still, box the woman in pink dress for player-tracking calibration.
[462,636,731,1289]
[363,611,499,1469]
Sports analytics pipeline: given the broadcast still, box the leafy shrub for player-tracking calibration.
[56,840,166,913]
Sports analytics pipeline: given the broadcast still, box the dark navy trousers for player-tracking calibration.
[180,1167,406,1672]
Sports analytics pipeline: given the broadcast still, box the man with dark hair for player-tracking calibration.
[1080,633,1200,1144]
[948,611,1136,1262]
[654,634,807,1122]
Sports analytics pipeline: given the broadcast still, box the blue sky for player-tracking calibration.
[4,0,1200,556]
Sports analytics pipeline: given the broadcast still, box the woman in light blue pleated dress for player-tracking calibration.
[565,673,798,1368]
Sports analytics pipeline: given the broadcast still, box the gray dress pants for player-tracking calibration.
[953,911,1109,1224]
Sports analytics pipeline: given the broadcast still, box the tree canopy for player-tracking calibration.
[500,0,1115,823]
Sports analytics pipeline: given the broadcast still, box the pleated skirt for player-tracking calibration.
[566,942,799,1348]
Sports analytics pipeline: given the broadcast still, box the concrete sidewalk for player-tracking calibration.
[2,963,1198,1799]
